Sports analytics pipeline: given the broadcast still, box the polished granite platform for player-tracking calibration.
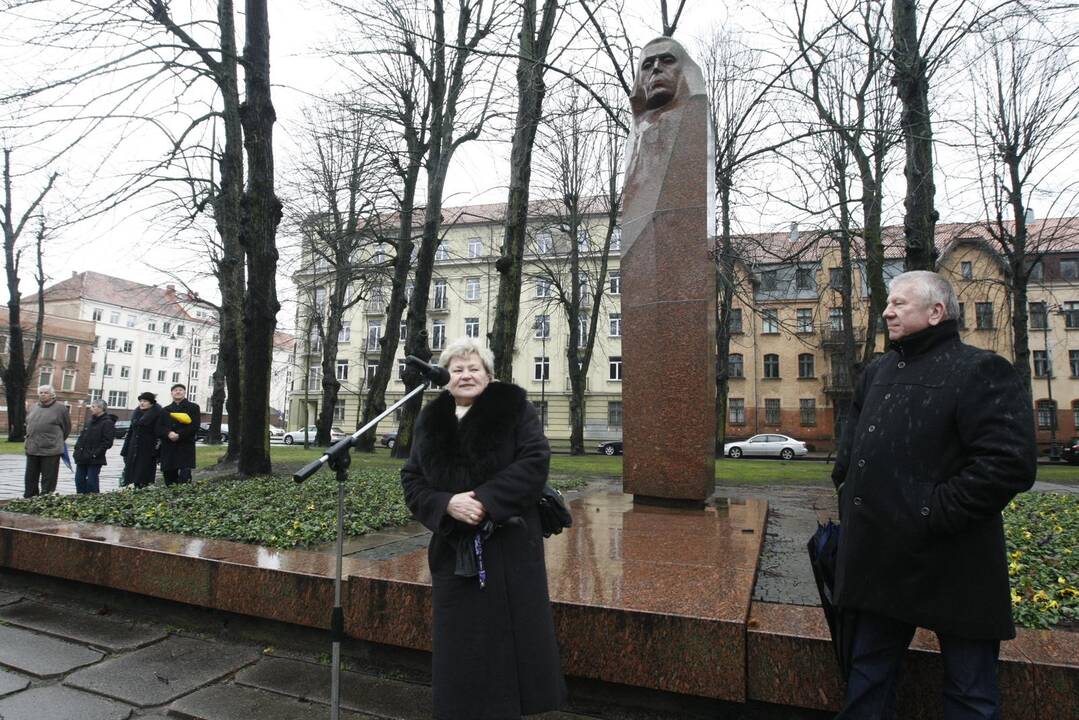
[1,487,1076,715]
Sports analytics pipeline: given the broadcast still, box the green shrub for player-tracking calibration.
[1003,492,1079,629]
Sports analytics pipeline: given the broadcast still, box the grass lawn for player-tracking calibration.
[0,441,24,455]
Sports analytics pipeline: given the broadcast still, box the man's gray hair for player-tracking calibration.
[438,336,495,378]
[90,399,108,412]
[889,270,960,320]
[37,384,55,395]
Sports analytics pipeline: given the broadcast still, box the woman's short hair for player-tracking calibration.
[90,399,108,412]
[37,384,55,395]
[437,337,495,378]
[889,270,960,320]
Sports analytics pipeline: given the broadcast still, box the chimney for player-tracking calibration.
[166,284,176,293]
[1024,207,1035,224]
[789,222,799,243]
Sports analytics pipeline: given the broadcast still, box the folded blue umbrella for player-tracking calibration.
[61,443,72,471]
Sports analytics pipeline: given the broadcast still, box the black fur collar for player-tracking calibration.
[419,382,528,492]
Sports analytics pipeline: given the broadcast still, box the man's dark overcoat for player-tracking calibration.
[401,382,566,720]
[832,320,1036,640]
[73,413,116,466]
[156,399,200,471]
[121,404,161,488]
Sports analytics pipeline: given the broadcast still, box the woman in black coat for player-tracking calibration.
[401,337,566,720]
[73,400,115,494]
[121,392,162,489]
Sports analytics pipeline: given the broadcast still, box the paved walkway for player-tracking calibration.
[0,446,126,500]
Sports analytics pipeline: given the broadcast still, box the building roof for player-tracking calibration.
[28,271,199,322]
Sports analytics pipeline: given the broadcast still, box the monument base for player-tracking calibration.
[631,493,706,510]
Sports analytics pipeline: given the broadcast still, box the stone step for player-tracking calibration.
[0,624,103,677]
[0,685,134,720]
[0,600,167,651]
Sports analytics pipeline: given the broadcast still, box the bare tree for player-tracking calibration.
[490,0,562,382]
[965,19,1079,394]
[0,150,54,440]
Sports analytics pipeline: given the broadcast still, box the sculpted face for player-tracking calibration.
[639,40,682,110]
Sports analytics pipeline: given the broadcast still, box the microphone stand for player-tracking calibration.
[292,380,431,720]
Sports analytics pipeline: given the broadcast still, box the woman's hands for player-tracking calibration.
[447,491,487,526]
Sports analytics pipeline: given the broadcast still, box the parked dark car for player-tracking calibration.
[112,420,132,439]
[196,423,229,443]
[597,440,623,456]
[1060,438,1079,464]
[381,432,397,449]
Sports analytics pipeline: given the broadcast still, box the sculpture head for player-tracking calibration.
[629,37,705,117]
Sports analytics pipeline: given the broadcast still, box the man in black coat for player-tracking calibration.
[832,271,1036,719]
[156,383,200,486]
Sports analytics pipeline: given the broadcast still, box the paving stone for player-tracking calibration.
[0,685,133,720]
[0,590,21,606]
[168,684,373,720]
[65,636,258,707]
[0,601,167,651]
[0,624,103,677]
[0,668,30,697]
[236,655,433,719]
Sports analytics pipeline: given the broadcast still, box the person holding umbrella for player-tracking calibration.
[831,271,1036,719]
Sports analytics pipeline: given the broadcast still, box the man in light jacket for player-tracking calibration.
[24,384,71,497]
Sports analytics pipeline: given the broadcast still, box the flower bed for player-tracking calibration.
[1004,492,1079,629]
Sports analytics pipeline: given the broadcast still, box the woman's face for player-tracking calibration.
[446,353,491,406]
[138,399,152,410]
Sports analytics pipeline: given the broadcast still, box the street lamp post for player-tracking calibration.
[1042,304,1061,461]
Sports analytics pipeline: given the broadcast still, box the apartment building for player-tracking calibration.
[288,207,1079,452]
[0,308,96,427]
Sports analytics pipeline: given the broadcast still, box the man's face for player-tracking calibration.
[171,386,186,402]
[883,281,944,340]
[38,389,54,404]
[639,41,681,109]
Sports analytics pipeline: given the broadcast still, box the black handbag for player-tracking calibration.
[537,484,573,538]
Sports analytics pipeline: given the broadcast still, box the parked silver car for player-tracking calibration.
[282,426,346,445]
[723,434,808,460]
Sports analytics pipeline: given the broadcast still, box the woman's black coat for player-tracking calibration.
[73,413,116,466]
[831,321,1036,640]
[121,405,162,488]
[401,382,566,720]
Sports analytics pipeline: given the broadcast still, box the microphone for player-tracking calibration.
[405,355,450,386]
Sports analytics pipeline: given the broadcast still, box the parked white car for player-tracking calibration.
[282,426,346,445]
[268,426,285,441]
[723,434,808,460]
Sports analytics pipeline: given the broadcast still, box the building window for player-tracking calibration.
[975,302,994,329]
[142,368,151,380]
[609,356,623,381]
[577,312,589,347]
[366,360,379,380]
[535,276,552,298]
[762,309,779,334]
[209,353,218,367]
[433,279,448,309]
[1033,350,1051,378]
[728,353,744,378]
[397,360,407,381]
[149,321,157,332]
[1036,399,1057,429]
[535,232,553,255]
[468,237,482,258]
[761,270,778,291]
[103,364,114,377]
[576,227,591,252]
[1065,302,1079,329]
[121,340,133,353]
[174,348,183,359]
[609,313,621,337]
[609,271,621,295]
[38,365,53,386]
[765,398,781,425]
[109,311,120,324]
[795,268,813,290]
[465,277,481,301]
[92,308,103,321]
[729,308,743,334]
[534,314,550,339]
[127,315,137,328]
[90,362,96,375]
[120,366,131,379]
[160,346,169,358]
[829,307,844,331]
[338,322,351,343]
[798,353,815,379]
[610,226,622,251]
[534,356,550,382]
[595,402,620,432]
[1030,302,1047,329]
[1071,350,1079,377]
[763,353,780,379]
[465,317,480,338]
[399,321,407,343]
[60,369,76,392]
[796,308,813,333]
[728,398,745,425]
[1062,259,1079,280]
[829,267,845,290]
[432,320,446,350]
[163,321,172,334]
[435,242,449,261]
[176,324,185,336]
[145,343,154,356]
[105,337,118,350]
[88,388,102,403]
[1029,261,1044,282]
[800,398,817,426]
[157,370,166,382]
[333,399,346,422]
[367,321,382,351]
[957,303,966,330]
[336,360,349,381]
[533,401,548,427]
[107,390,128,408]
[172,372,180,383]
[191,338,201,356]
[43,341,56,360]
[961,261,973,280]
[188,388,197,402]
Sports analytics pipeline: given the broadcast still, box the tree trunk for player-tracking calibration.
[892,0,939,271]
[236,0,280,476]
[714,175,734,452]
[316,290,345,447]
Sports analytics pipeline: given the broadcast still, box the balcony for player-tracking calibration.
[821,373,854,395]
[429,299,450,315]
[820,326,864,347]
